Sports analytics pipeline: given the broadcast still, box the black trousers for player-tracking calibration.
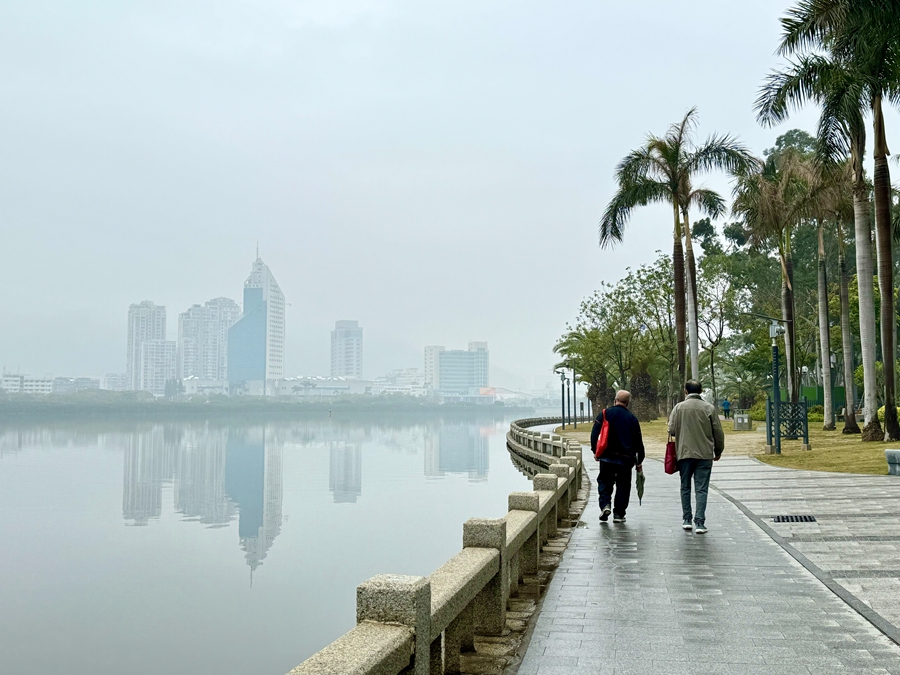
[597,460,632,516]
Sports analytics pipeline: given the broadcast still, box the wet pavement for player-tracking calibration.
[517,456,900,675]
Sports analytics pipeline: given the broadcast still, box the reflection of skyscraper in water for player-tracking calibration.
[424,424,489,481]
[122,426,174,525]
[174,427,235,525]
[224,428,283,570]
[329,443,362,503]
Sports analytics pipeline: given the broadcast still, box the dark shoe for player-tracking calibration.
[613,514,626,523]
[682,519,693,531]
[695,523,708,534]
[599,506,611,522]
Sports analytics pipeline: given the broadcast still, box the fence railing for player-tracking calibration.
[289,418,584,675]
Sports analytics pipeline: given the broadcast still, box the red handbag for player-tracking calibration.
[664,435,677,474]
[594,409,609,460]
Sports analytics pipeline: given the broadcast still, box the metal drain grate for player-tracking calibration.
[773,515,817,523]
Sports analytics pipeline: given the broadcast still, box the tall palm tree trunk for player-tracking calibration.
[673,221,687,396]
[682,212,701,382]
[781,234,798,403]
[838,220,860,433]
[817,221,835,430]
[873,95,900,441]
[852,141,882,440]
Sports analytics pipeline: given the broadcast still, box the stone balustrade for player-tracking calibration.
[289,418,585,675]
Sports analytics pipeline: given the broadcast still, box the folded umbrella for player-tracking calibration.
[635,468,645,505]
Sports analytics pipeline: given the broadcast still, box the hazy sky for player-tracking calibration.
[5,0,892,390]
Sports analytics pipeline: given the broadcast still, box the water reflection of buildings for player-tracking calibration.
[119,424,283,570]
[122,426,172,525]
[174,427,235,526]
[424,424,489,481]
[225,428,283,570]
[329,443,362,503]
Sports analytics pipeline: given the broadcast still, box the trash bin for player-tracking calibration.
[734,413,752,431]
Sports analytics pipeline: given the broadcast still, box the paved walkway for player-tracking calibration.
[518,456,900,675]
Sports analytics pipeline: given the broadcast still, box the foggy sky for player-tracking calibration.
[4,0,882,391]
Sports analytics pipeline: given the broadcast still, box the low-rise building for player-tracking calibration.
[102,373,130,391]
[1,373,54,395]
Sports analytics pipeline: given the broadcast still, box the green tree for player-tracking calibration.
[599,108,756,387]
[772,0,900,438]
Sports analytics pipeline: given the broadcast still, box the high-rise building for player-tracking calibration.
[227,257,285,392]
[331,320,363,379]
[178,297,241,380]
[126,301,166,391]
[424,346,445,390]
[139,340,176,396]
[433,342,490,394]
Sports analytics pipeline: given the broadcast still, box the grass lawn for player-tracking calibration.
[758,427,893,475]
[556,416,893,475]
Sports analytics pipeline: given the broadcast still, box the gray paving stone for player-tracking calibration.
[516,455,900,673]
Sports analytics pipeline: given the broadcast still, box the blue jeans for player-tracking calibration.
[678,458,713,525]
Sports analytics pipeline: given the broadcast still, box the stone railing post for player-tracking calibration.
[565,449,583,485]
[533,474,558,539]
[357,574,431,675]
[508,492,540,579]
[559,456,580,502]
[549,464,570,516]
[463,518,508,636]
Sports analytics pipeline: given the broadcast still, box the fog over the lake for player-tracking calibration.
[4,0,873,390]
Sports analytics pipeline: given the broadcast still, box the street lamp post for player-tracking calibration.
[558,371,566,429]
[771,320,783,455]
[572,368,577,429]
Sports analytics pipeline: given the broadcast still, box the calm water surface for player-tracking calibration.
[0,413,534,675]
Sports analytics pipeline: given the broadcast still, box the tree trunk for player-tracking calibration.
[673,221,687,398]
[709,346,717,404]
[838,220,861,433]
[873,95,900,440]
[853,141,882,439]
[782,242,798,403]
[683,212,701,382]
[817,222,835,430]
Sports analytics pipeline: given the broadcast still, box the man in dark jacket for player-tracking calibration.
[591,390,645,523]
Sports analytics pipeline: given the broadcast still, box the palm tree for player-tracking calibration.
[600,108,755,388]
[732,151,815,402]
[553,328,610,411]
[774,0,900,438]
[756,52,876,436]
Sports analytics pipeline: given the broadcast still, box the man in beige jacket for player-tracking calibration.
[667,380,725,534]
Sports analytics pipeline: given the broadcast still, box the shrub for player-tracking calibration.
[876,405,900,422]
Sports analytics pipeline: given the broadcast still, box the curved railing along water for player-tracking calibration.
[289,417,584,675]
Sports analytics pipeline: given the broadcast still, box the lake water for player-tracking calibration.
[0,413,536,675]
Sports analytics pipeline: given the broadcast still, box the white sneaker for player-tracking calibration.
[695,524,708,534]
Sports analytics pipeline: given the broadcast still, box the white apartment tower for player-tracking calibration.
[127,301,167,391]
[139,340,176,395]
[331,320,363,379]
[178,297,241,380]
[424,346,445,390]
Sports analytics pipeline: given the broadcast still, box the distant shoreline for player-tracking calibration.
[0,392,537,424]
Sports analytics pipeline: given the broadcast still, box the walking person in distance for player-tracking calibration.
[667,380,725,534]
[591,390,645,523]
